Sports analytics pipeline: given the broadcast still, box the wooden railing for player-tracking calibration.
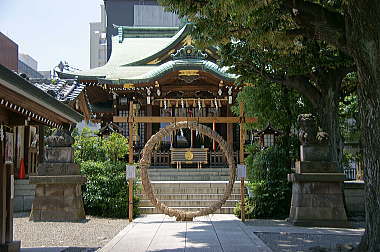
[171,148,208,169]
[152,151,170,167]
[28,147,38,176]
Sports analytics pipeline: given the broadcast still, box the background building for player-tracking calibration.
[19,53,37,71]
[0,32,18,71]
[90,4,107,69]
[38,70,52,79]
[18,54,44,79]
[103,0,180,60]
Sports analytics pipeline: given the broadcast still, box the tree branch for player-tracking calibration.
[283,0,349,54]
[283,75,322,108]
[240,62,322,108]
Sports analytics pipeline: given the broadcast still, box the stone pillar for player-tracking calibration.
[287,114,349,227]
[29,130,86,221]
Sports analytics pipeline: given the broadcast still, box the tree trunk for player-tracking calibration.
[316,71,344,172]
[345,2,380,251]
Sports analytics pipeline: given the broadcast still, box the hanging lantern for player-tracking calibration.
[257,124,282,148]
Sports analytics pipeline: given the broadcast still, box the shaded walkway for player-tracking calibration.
[100,214,271,252]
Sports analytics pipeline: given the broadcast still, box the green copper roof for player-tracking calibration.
[60,59,237,84]
[101,59,237,84]
[58,24,237,84]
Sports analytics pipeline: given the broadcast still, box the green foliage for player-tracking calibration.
[235,143,292,219]
[73,127,106,163]
[73,127,128,163]
[80,160,139,218]
[73,127,137,218]
[233,82,313,131]
[102,133,129,162]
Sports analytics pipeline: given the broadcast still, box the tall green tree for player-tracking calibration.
[162,1,354,172]
[160,0,380,250]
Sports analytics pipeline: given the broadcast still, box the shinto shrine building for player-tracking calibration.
[58,24,254,168]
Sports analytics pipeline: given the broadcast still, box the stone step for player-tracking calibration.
[139,206,235,214]
[140,199,238,207]
[139,182,241,194]
[148,168,229,173]
[138,193,241,201]
[148,175,232,181]
[15,179,36,196]
[140,181,240,194]
[144,181,241,188]
[147,171,230,176]
[14,179,35,212]
[143,187,241,194]
[15,179,32,185]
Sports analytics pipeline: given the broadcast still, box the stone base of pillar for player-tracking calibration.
[287,173,349,228]
[29,143,86,221]
[0,240,21,252]
[29,176,86,221]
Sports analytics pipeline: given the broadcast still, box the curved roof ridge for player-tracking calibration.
[59,24,190,79]
[100,59,237,84]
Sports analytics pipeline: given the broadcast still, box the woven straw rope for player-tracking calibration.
[139,121,236,220]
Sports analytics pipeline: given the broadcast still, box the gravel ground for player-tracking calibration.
[14,213,129,251]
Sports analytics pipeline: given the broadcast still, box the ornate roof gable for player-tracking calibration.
[171,45,207,60]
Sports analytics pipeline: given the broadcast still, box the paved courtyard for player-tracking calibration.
[101,215,364,252]
[16,214,364,252]
[101,214,271,252]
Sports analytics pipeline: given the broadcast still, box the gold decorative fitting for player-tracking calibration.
[123,83,135,89]
[183,35,192,46]
[147,58,161,65]
[184,151,194,160]
[178,70,199,76]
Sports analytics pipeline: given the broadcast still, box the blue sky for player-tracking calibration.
[0,0,103,71]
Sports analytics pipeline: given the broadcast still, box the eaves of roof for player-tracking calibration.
[61,59,237,85]
[0,64,83,123]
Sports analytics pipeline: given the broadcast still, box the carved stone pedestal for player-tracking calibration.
[288,171,349,227]
[30,141,86,221]
[288,115,349,227]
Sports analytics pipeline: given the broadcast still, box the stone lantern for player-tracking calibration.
[287,114,348,227]
[29,129,86,221]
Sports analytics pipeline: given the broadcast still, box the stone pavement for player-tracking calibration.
[245,219,364,251]
[100,214,272,252]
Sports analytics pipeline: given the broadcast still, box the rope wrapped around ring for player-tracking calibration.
[139,121,236,220]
